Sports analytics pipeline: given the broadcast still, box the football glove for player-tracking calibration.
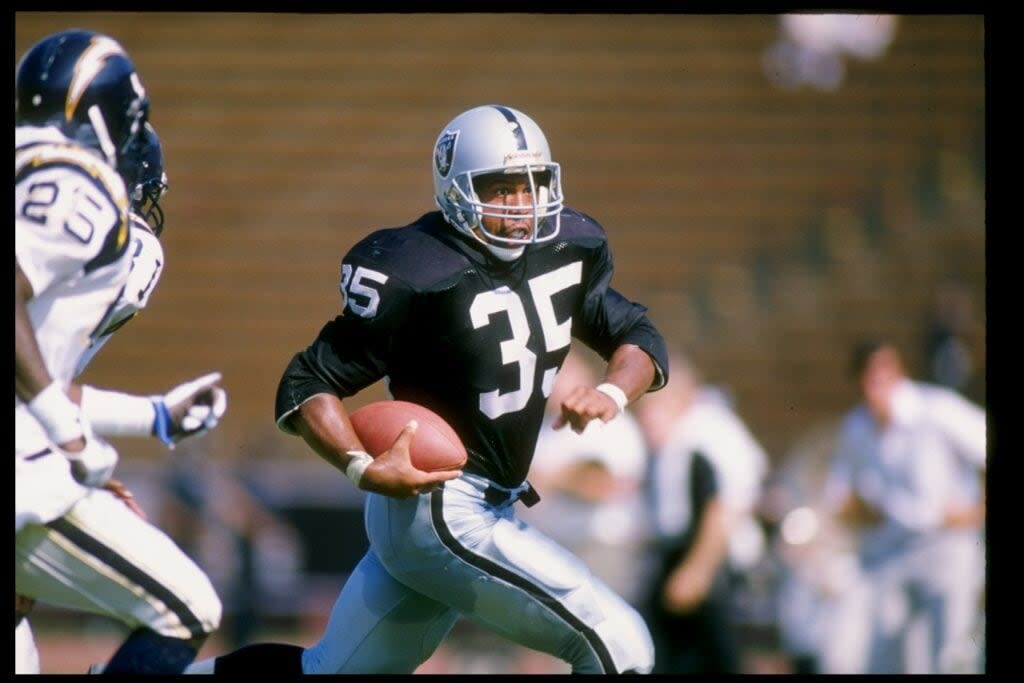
[152,372,228,448]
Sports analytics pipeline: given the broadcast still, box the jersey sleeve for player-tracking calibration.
[72,220,164,377]
[573,238,669,389]
[15,147,130,297]
[274,240,414,433]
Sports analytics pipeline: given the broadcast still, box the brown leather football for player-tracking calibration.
[349,400,467,472]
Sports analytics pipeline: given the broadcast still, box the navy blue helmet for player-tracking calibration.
[122,122,169,236]
[16,29,150,170]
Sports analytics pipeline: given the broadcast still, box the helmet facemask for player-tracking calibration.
[444,162,563,261]
[132,172,168,236]
[121,122,168,235]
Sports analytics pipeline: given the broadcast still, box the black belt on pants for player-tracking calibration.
[484,481,540,508]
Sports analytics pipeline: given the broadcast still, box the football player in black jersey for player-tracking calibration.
[186,104,669,675]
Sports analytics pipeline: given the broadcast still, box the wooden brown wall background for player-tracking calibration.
[16,13,985,463]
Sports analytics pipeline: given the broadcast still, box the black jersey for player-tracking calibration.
[276,209,667,487]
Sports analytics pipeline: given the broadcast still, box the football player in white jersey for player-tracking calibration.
[15,30,224,674]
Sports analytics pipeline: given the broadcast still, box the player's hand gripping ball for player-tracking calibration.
[350,400,467,472]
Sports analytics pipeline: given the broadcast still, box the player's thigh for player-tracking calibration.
[303,550,459,674]
[15,450,89,531]
[380,490,652,673]
[14,489,221,639]
[466,518,652,672]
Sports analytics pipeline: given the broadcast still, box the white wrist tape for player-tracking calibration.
[595,382,629,413]
[344,450,374,488]
[27,381,84,445]
[80,385,157,437]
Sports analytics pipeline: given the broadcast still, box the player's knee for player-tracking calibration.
[148,570,222,638]
[595,603,654,674]
[187,576,223,636]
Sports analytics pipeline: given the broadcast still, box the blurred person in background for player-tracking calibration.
[522,347,652,609]
[633,351,769,673]
[824,339,986,673]
[764,470,873,674]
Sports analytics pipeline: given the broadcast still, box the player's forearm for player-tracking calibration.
[15,312,51,400]
[601,344,656,405]
[15,264,52,401]
[294,393,369,475]
[16,274,87,452]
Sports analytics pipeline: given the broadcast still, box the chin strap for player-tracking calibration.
[483,241,525,262]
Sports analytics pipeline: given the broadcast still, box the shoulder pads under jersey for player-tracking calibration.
[16,137,131,213]
[546,207,607,243]
[345,218,475,293]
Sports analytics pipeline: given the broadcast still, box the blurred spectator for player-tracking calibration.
[924,278,981,401]
[633,352,769,673]
[762,466,872,674]
[823,340,986,673]
[521,347,651,608]
[762,13,899,91]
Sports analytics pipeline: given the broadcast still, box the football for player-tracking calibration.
[349,400,467,472]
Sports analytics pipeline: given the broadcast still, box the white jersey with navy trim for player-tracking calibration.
[75,215,165,376]
[15,125,133,459]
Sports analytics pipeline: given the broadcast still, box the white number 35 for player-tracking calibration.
[339,260,583,420]
[340,264,389,318]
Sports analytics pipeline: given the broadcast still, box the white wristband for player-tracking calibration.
[80,385,158,437]
[344,450,374,488]
[27,381,84,445]
[595,382,628,413]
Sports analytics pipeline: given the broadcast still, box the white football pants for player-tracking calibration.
[302,472,654,673]
[15,453,221,642]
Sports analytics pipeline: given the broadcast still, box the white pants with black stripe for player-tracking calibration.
[301,472,654,674]
[14,451,221,641]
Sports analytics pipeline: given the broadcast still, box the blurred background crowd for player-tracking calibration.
[15,12,987,674]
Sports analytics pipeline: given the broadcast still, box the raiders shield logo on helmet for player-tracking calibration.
[434,130,459,178]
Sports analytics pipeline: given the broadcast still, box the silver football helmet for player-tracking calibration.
[433,105,563,261]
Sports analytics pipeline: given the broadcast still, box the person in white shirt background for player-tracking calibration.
[633,350,769,673]
[824,339,986,673]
